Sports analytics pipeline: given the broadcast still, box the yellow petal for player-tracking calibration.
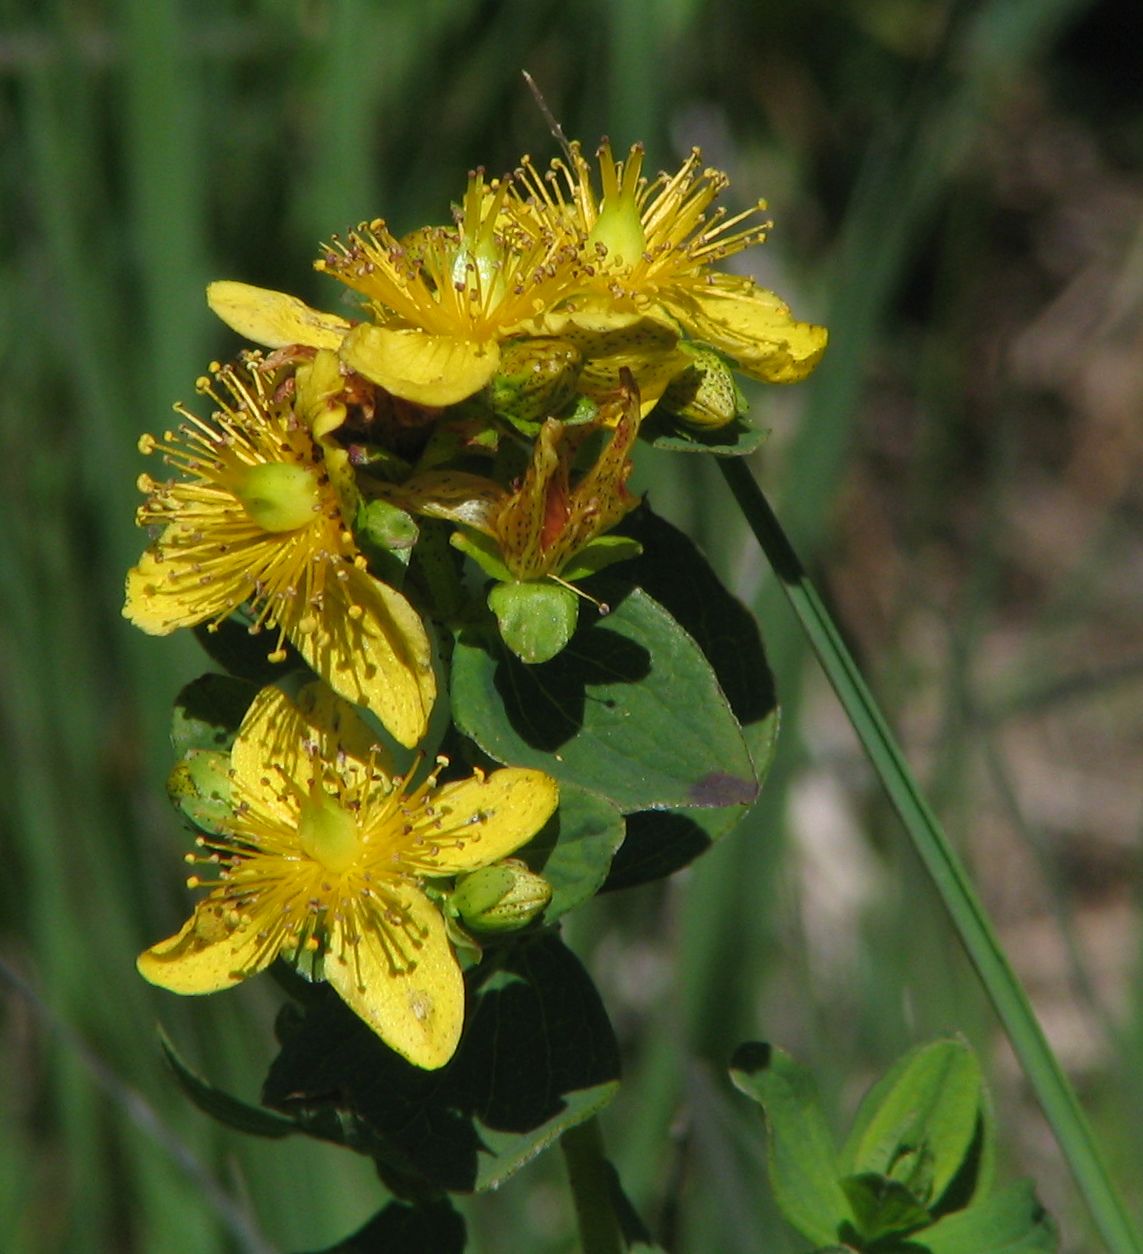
[207,280,352,350]
[231,682,393,814]
[325,888,464,1069]
[425,768,559,874]
[137,901,275,994]
[291,565,436,749]
[340,324,500,407]
[124,544,220,635]
[661,275,827,383]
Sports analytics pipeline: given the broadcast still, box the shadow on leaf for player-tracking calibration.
[488,621,652,753]
[263,932,620,1195]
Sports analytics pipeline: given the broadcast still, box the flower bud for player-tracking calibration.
[660,345,745,429]
[451,861,553,933]
[486,337,583,428]
[166,749,232,835]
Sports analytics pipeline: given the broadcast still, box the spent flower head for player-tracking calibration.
[123,352,435,747]
[375,373,643,584]
[139,682,559,1069]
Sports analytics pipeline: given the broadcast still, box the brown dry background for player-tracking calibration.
[1,0,1140,1250]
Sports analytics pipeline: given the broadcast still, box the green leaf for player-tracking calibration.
[600,506,779,887]
[730,1042,854,1246]
[169,672,259,758]
[296,1199,465,1254]
[560,534,644,582]
[920,1180,1059,1253]
[840,1036,986,1212]
[516,781,625,922]
[488,581,580,664]
[451,528,513,582]
[640,411,767,456]
[157,1027,296,1140]
[354,496,417,587]
[451,582,756,813]
[263,932,620,1194]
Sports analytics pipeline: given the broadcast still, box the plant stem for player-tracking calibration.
[562,1117,625,1254]
[719,456,1141,1254]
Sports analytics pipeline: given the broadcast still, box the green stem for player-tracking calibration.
[561,1117,625,1254]
[719,456,1141,1254]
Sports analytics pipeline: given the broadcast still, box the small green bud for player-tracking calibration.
[355,496,419,552]
[167,749,232,835]
[660,345,746,430]
[451,862,553,933]
[486,337,583,428]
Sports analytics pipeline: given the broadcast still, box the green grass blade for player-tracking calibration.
[719,456,1142,1254]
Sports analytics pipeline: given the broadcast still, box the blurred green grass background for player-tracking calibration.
[2,1,1140,1250]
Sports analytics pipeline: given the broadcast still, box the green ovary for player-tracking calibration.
[587,198,646,268]
[235,462,321,532]
[298,788,362,874]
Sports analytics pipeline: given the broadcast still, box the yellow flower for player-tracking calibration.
[123,354,436,748]
[208,170,583,409]
[513,140,828,389]
[139,683,559,1069]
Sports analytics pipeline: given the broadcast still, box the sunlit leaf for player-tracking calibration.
[730,1042,854,1247]
[451,582,756,813]
[921,1180,1059,1253]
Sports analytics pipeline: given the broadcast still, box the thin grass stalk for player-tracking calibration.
[719,455,1142,1254]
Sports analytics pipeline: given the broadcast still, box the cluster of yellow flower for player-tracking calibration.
[124,141,826,1068]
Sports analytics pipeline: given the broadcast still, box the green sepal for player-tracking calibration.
[343,440,412,483]
[487,581,579,665]
[166,748,232,835]
[559,535,643,582]
[729,1042,855,1246]
[562,393,601,426]
[450,528,512,582]
[416,406,500,470]
[840,1035,989,1213]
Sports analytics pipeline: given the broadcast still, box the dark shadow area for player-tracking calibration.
[488,617,652,754]
[263,934,620,1195]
